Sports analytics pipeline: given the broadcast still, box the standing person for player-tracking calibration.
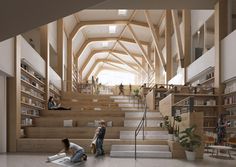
[129,84,132,95]
[119,83,124,95]
[216,116,227,145]
[60,138,87,163]
[95,120,106,157]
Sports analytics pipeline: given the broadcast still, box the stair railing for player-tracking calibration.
[134,97,147,159]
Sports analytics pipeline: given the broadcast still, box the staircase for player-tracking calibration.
[17,93,172,158]
[109,95,172,158]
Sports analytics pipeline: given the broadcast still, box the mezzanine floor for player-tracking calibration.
[0,153,236,167]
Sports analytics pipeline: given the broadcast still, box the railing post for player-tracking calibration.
[135,133,137,160]
[142,118,145,140]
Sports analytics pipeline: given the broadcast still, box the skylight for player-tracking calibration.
[109,25,117,34]
[118,9,128,16]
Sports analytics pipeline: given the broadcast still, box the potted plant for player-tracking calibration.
[133,89,139,96]
[179,125,201,161]
[160,116,181,141]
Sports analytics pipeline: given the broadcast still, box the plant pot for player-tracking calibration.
[174,136,179,142]
[185,150,196,161]
[168,134,174,141]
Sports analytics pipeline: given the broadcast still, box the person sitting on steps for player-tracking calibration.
[48,96,71,110]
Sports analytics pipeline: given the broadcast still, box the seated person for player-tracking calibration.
[59,138,87,163]
[48,96,71,110]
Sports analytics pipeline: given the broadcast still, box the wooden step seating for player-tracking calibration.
[19,93,170,156]
[17,138,168,153]
[110,145,172,158]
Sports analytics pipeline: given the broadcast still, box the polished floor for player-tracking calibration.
[0,153,236,167]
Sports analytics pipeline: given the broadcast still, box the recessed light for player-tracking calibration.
[197,30,200,35]
[118,9,127,16]
[109,25,117,34]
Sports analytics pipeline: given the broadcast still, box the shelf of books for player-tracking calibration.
[172,92,217,132]
[189,67,215,87]
[49,83,61,101]
[223,78,236,135]
[72,63,78,92]
[20,60,46,137]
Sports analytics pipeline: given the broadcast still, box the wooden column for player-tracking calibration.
[67,38,73,92]
[40,25,50,107]
[57,19,64,80]
[215,0,229,116]
[166,10,172,83]
[7,36,21,152]
[183,9,191,84]
[154,48,159,83]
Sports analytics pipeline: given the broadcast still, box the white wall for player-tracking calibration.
[221,29,236,82]
[0,38,14,76]
[191,10,214,35]
[168,68,185,85]
[187,47,215,81]
[0,74,7,153]
[49,67,62,90]
[48,21,57,51]
[20,36,46,78]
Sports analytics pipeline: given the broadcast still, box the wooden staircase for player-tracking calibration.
[17,93,171,158]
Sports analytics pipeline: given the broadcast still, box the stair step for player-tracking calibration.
[110,150,172,158]
[114,99,139,103]
[118,104,143,107]
[125,112,161,118]
[111,145,169,151]
[124,120,162,127]
[120,131,168,140]
[110,96,131,99]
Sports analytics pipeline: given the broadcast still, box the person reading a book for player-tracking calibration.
[48,96,71,110]
[59,138,87,163]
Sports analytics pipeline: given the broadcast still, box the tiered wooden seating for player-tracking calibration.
[17,93,168,153]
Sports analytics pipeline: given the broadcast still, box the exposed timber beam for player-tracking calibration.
[85,59,138,80]
[110,52,139,72]
[70,20,157,40]
[128,24,154,70]
[171,10,184,67]
[75,37,149,59]
[118,40,147,74]
[166,10,172,82]
[144,10,166,71]
[104,62,138,74]
[80,49,141,72]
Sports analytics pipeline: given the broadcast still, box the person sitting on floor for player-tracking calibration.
[48,96,71,110]
[59,138,87,163]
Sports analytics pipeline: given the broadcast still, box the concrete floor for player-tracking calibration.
[0,153,235,167]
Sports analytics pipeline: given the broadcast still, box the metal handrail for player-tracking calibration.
[134,98,147,160]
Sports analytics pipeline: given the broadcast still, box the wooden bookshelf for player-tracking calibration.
[20,60,46,137]
[146,87,167,110]
[49,83,61,101]
[223,78,236,135]
[170,93,218,132]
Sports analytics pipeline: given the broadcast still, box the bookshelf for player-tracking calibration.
[171,93,218,132]
[72,63,78,92]
[20,60,45,137]
[49,83,61,101]
[146,86,167,110]
[189,67,215,87]
[223,78,236,135]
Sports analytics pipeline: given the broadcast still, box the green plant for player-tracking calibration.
[160,116,182,134]
[133,89,139,96]
[179,125,201,152]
